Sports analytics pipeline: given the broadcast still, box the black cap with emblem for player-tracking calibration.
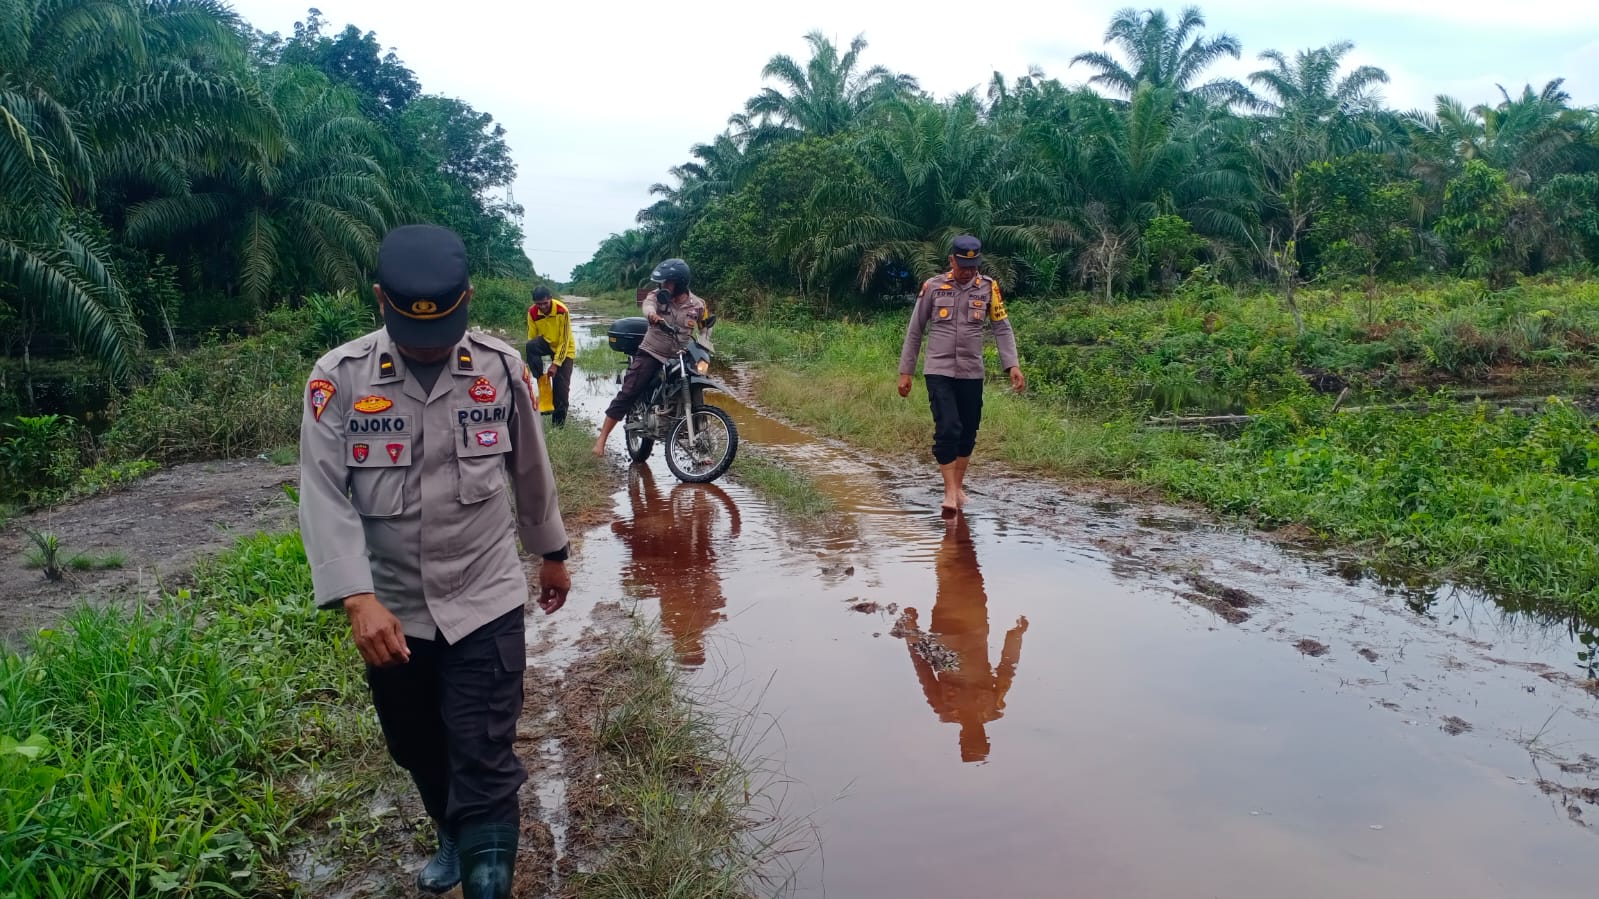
[951,234,982,267]
[376,224,471,348]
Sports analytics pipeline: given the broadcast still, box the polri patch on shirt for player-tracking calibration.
[309,379,335,421]
[347,413,411,434]
[470,376,497,403]
[352,443,369,463]
[457,404,510,427]
[353,395,394,414]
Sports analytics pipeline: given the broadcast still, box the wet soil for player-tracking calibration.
[0,457,298,646]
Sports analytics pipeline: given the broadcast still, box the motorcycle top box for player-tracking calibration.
[607,317,648,356]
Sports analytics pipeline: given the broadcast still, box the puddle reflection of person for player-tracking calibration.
[899,516,1027,762]
[611,466,741,666]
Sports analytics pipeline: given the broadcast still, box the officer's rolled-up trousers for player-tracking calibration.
[365,606,526,830]
[926,374,985,465]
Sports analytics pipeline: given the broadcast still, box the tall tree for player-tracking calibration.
[1248,41,1389,163]
[126,66,398,307]
[742,31,919,140]
[2,0,270,380]
[1070,6,1249,106]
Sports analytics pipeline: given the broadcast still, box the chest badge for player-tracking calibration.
[352,443,369,463]
[386,443,404,463]
[309,379,335,421]
[470,377,498,403]
[938,307,950,319]
[353,395,394,414]
[475,430,500,448]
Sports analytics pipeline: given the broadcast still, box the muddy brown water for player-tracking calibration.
[545,311,1599,897]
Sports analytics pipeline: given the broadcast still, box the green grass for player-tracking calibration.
[266,445,298,465]
[570,290,644,320]
[1146,394,1599,619]
[729,448,837,518]
[65,552,125,572]
[563,618,800,899]
[0,532,388,898]
[718,318,1201,480]
[545,413,617,525]
[576,335,623,377]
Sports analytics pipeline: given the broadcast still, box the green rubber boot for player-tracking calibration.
[458,822,518,899]
[415,825,459,894]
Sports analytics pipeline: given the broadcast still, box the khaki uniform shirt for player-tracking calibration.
[299,327,567,643]
[898,272,1020,380]
[638,291,709,362]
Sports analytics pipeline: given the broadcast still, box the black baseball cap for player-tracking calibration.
[377,224,471,348]
[951,234,982,267]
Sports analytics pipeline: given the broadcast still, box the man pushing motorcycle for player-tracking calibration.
[592,257,709,457]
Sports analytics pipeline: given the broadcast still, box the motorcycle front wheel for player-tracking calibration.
[664,404,738,483]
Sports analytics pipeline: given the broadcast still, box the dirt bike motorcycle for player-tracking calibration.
[605,313,739,483]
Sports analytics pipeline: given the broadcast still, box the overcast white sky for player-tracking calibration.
[226,0,1599,280]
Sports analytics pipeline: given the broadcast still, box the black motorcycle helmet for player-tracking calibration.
[650,258,691,295]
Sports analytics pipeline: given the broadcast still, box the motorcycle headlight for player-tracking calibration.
[695,359,710,375]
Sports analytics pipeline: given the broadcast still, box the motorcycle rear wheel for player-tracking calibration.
[624,407,653,463]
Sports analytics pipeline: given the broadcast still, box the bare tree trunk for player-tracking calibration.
[22,333,35,413]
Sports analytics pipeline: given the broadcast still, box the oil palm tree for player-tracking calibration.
[1027,85,1254,298]
[126,66,397,307]
[797,95,1065,297]
[742,31,919,140]
[1249,42,1389,158]
[1,0,270,380]
[1405,80,1588,188]
[1070,6,1249,106]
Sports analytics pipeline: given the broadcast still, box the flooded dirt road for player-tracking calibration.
[551,310,1599,897]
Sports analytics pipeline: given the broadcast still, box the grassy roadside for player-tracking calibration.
[728,448,837,518]
[718,286,1599,622]
[559,616,799,898]
[0,407,698,899]
[0,530,387,898]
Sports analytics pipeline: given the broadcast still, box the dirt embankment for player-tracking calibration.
[0,457,298,646]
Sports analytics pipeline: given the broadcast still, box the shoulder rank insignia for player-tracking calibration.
[470,376,498,403]
[457,347,474,371]
[378,353,396,378]
[308,379,335,421]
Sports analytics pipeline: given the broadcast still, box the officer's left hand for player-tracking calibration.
[1009,367,1026,394]
[546,364,559,379]
[538,561,571,614]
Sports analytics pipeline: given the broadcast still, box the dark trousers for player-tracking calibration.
[365,607,527,832]
[548,358,573,426]
[926,375,984,465]
[604,353,664,421]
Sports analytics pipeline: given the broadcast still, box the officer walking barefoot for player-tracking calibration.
[299,224,572,899]
[897,235,1025,517]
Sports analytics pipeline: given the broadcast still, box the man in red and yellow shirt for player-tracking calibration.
[526,286,575,426]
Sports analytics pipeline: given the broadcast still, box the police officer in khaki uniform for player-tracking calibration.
[897,235,1025,516]
[299,224,572,899]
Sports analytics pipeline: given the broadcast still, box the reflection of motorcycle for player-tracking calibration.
[611,467,742,667]
[606,314,739,483]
